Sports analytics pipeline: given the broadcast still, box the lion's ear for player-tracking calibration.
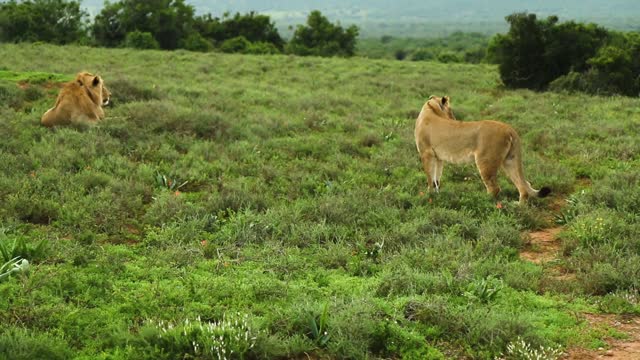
[441,96,448,106]
[427,99,441,113]
[92,76,100,87]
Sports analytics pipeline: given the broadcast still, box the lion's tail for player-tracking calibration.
[506,130,551,199]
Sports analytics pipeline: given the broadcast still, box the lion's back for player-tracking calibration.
[41,82,96,127]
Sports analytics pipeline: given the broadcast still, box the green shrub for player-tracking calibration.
[129,314,258,359]
[502,337,562,360]
[246,41,280,55]
[0,231,48,263]
[107,78,160,104]
[394,49,408,60]
[124,31,160,50]
[370,319,446,359]
[10,197,58,225]
[0,327,73,360]
[436,50,462,63]
[220,36,251,53]
[411,48,435,61]
[23,86,44,102]
[181,32,212,52]
[0,81,23,109]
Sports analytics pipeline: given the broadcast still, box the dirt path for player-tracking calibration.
[520,218,640,359]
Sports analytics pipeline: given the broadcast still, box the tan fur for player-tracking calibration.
[41,72,111,127]
[414,95,549,203]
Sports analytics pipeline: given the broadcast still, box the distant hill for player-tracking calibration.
[80,0,640,37]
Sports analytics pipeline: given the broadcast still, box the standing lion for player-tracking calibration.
[41,72,111,127]
[414,95,550,203]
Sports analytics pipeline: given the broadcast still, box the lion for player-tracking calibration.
[414,95,550,203]
[41,72,111,127]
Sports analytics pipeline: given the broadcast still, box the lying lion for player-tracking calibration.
[41,72,111,127]
[414,95,550,203]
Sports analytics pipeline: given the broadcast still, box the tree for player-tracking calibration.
[487,13,555,90]
[92,0,196,50]
[90,1,124,47]
[287,10,359,57]
[0,0,88,44]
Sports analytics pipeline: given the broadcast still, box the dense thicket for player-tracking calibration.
[488,12,640,96]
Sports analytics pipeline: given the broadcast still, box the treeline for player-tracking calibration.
[0,0,359,57]
[488,12,640,96]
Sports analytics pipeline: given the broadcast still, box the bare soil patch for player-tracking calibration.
[521,227,563,264]
[564,314,640,359]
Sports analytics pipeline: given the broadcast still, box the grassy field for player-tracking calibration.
[0,43,639,359]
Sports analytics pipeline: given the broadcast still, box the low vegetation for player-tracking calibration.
[357,32,490,63]
[0,43,639,359]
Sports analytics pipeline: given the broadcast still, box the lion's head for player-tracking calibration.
[427,95,456,120]
[76,72,110,107]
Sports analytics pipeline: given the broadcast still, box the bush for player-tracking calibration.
[0,328,73,360]
[464,47,486,63]
[181,32,212,52]
[129,314,258,359]
[548,71,592,94]
[124,31,160,50]
[246,41,280,55]
[411,48,435,61]
[436,50,462,63]
[220,36,251,53]
[106,78,161,104]
[394,49,408,60]
[0,81,23,109]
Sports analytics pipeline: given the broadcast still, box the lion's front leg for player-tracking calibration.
[419,151,437,192]
[434,159,444,192]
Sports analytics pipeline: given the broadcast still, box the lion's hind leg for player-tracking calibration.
[475,157,501,198]
[502,158,533,203]
[41,108,55,127]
